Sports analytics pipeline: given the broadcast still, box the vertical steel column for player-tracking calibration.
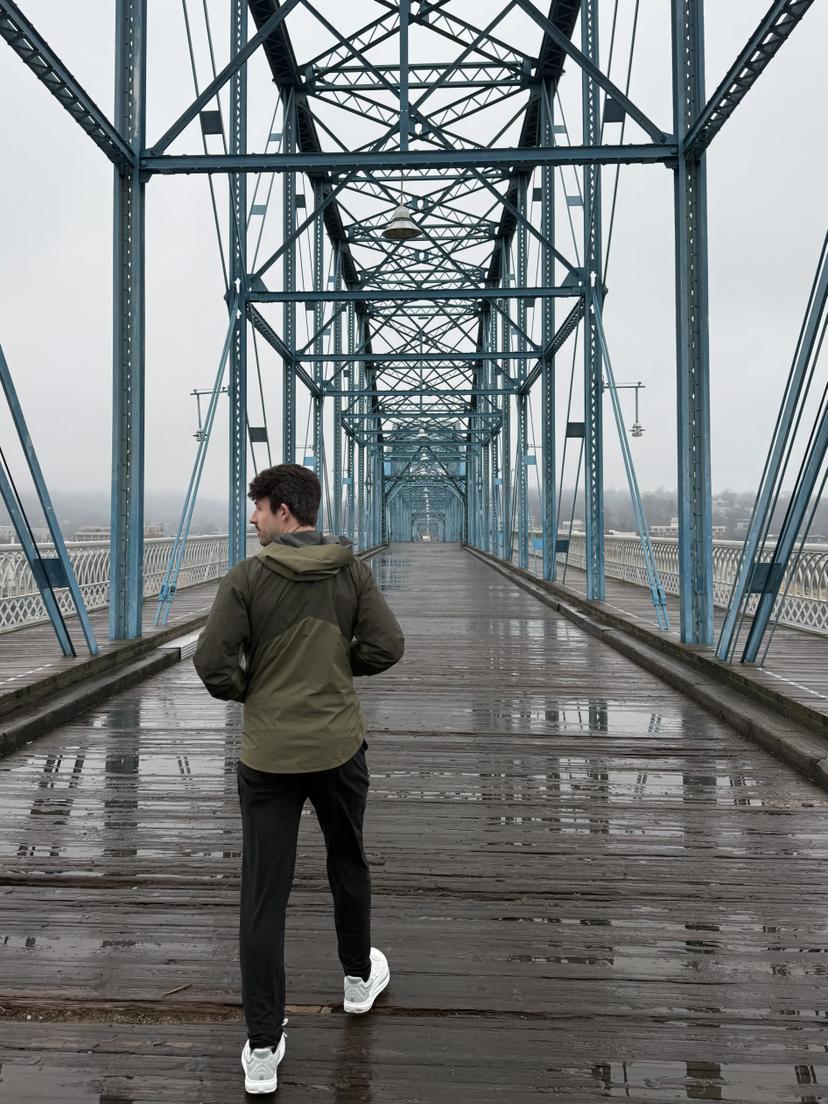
[332,248,343,535]
[490,306,500,555]
[378,447,387,544]
[465,434,475,546]
[399,0,410,153]
[110,0,147,640]
[672,0,714,644]
[498,276,511,559]
[357,315,366,548]
[516,181,529,569]
[282,93,296,463]
[312,181,324,475]
[582,0,605,600]
[541,83,558,581]
[228,0,247,565]
[346,304,356,540]
[481,304,491,552]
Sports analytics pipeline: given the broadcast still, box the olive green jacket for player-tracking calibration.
[193,532,404,773]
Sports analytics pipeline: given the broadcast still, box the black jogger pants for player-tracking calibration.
[237,742,372,1050]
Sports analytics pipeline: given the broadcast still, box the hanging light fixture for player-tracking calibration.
[382,202,422,241]
[382,0,422,242]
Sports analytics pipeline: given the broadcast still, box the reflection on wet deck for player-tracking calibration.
[1,543,828,1101]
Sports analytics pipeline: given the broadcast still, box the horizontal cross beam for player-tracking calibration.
[141,144,677,175]
[305,351,540,363]
[326,393,516,401]
[250,286,581,304]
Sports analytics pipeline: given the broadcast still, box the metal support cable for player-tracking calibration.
[717,230,828,660]
[180,0,229,289]
[603,0,641,279]
[0,442,74,653]
[761,463,828,665]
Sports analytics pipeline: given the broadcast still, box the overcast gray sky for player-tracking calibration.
[1,0,826,519]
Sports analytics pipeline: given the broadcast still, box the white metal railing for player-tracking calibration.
[516,533,828,636]
[0,535,259,634]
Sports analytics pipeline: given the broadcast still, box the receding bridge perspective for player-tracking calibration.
[1,1,828,1101]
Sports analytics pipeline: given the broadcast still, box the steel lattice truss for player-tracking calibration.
[0,0,817,645]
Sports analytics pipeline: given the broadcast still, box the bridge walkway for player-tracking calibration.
[521,554,828,726]
[0,578,221,713]
[1,543,827,1101]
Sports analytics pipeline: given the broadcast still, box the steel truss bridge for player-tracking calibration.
[1,0,823,660]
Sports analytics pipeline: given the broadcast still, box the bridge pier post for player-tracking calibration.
[282,92,297,465]
[499,252,511,562]
[672,0,714,645]
[582,0,605,601]
[346,304,356,542]
[228,0,248,567]
[312,181,324,503]
[541,81,558,582]
[110,0,147,640]
[516,183,530,570]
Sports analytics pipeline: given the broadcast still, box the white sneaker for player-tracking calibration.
[343,947,390,1014]
[241,1031,286,1094]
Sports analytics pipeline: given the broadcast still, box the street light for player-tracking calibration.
[382,203,422,241]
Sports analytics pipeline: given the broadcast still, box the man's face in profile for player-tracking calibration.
[249,498,289,545]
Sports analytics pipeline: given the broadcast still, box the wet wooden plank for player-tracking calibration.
[1,1017,826,1103]
[535,556,828,719]
[2,543,828,1100]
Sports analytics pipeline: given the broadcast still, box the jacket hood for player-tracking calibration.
[256,532,355,582]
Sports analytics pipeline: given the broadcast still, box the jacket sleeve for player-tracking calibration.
[350,563,405,676]
[193,565,251,701]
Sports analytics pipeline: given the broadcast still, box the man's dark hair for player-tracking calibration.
[248,464,321,526]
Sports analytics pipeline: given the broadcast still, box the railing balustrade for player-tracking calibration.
[0,535,259,634]
[517,533,828,636]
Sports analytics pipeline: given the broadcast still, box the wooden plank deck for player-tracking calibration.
[2,542,828,1101]
[523,554,828,722]
[0,581,221,712]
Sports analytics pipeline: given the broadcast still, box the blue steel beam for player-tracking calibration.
[582,0,605,601]
[684,0,814,157]
[742,405,828,663]
[540,81,557,582]
[246,304,321,398]
[0,345,99,656]
[0,0,135,171]
[141,144,677,175]
[594,305,670,631]
[250,286,581,304]
[147,0,302,156]
[519,299,584,396]
[109,0,147,640]
[672,0,714,645]
[512,0,670,143]
[717,231,828,662]
[305,351,550,363]
[228,0,248,567]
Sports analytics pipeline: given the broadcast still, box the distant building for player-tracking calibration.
[73,526,110,543]
[650,519,726,539]
[72,523,165,543]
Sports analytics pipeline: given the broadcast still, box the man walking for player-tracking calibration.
[193,464,404,1094]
